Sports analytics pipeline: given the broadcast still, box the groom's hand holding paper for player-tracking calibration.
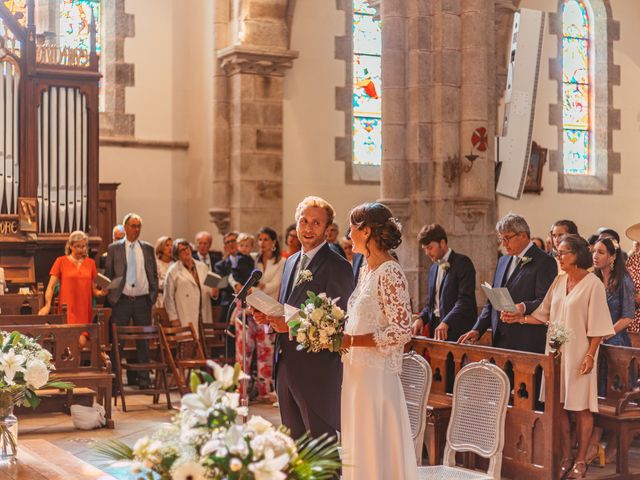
[247,290,291,333]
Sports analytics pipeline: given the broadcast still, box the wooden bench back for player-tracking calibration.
[0,294,43,315]
[599,344,639,400]
[5,324,101,372]
[408,338,561,480]
[0,314,66,326]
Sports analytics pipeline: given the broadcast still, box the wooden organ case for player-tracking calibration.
[0,1,100,290]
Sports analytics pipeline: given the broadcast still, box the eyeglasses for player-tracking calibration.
[177,247,190,254]
[556,250,575,257]
[497,233,518,244]
[224,239,237,245]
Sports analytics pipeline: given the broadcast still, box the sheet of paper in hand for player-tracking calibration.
[246,290,284,317]
[480,282,518,313]
[96,273,120,290]
[204,272,230,289]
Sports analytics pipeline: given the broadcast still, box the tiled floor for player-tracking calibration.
[13,394,640,479]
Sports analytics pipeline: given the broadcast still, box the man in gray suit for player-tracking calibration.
[105,212,158,389]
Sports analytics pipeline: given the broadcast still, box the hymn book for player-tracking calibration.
[480,282,518,313]
[204,272,229,289]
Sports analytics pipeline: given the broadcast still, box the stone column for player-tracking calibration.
[212,0,297,235]
[379,0,501,308]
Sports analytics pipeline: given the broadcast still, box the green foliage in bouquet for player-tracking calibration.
[95,362,341,480]
[287,291,347,354]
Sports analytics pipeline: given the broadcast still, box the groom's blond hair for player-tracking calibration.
[294,196,335,227]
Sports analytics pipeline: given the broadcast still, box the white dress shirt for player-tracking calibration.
[434,248,452,317]
[123,239,149,296]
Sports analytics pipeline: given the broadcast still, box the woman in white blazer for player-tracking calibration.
[236,227,284,401]
[164,239,214,333]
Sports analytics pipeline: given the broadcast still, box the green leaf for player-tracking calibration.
[45,380,75,390]
[201,371,214,384]
[306,291,316,301]
[93,439,134,461]
[287,433,341,480]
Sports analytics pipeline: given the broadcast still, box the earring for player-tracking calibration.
[609,257,615,271]
[272,246,276,252]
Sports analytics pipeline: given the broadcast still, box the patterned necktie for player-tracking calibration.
[295,254,309,284]
[127,243,138,287]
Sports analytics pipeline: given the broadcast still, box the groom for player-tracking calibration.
[255,196,354,440]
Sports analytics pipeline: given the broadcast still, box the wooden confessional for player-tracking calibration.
[0,1,100,290]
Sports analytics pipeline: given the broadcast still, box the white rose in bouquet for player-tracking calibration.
[24,359,50,389]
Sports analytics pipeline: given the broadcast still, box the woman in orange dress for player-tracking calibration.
[39,231,105,345]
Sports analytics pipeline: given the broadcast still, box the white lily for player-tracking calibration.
[249,451,290,480]
[0,349,25,385]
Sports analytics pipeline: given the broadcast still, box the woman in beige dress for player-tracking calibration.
[502,234,614,479]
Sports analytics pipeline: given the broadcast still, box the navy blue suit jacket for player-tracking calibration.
[419,250,477,342]
[276,243,355,432]
[472,244,557,353]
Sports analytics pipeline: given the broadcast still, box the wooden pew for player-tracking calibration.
[594,344,640,478]
[0,314,65,326]
[0,294,43,315]
[7,324,115,428]
[408,337,562,480]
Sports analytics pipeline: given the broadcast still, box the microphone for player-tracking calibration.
[235,269,263,302]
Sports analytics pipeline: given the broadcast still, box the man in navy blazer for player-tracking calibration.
[412,224,477,342]
[255,197,354,440]
[459,213,557,353]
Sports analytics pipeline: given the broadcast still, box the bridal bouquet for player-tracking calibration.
[287,291,347,353]
[548,320,572,351]
[96,362,341,480]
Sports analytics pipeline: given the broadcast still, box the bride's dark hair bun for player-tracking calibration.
[349,202,402,252]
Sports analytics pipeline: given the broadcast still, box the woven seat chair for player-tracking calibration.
[400,351,432,465]
[418,359,510,480]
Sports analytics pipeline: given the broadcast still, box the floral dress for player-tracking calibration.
[625,253,640,334]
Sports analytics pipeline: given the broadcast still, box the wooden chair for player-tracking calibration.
[152,307,171,328]
[111,325,172,412]
[418,360,510,480]
[400,351,432,465]
[92,307,112,351]
[199,321,233,364]
[594,344,640,477]
[160,323,208,396]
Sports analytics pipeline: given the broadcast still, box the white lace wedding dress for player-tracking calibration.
[341,260,417,480]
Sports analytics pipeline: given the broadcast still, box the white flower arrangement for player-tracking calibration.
[296,269,313,287]
[548,320,572,350]
[0,330,70,400]
[288,291,347,353]
[96,362,341,480]
[0,330,73,457]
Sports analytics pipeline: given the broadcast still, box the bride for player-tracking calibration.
[341,202,417,480]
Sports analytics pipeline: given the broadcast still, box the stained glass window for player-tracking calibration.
[59,0,102,54]
[562,0,591,175]
[353,0,381,166]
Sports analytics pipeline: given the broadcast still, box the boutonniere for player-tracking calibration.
[437,260,450,271]
[520,256,532,266]
[296,270,313,286]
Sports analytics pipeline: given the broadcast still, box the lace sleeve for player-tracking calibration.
[374,262,412,356]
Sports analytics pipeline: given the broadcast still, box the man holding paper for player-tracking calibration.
[254,196,354,440]
[458,213,556,353]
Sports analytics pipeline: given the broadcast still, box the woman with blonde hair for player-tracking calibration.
[39,231,106,345]
[154,236,173,308]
